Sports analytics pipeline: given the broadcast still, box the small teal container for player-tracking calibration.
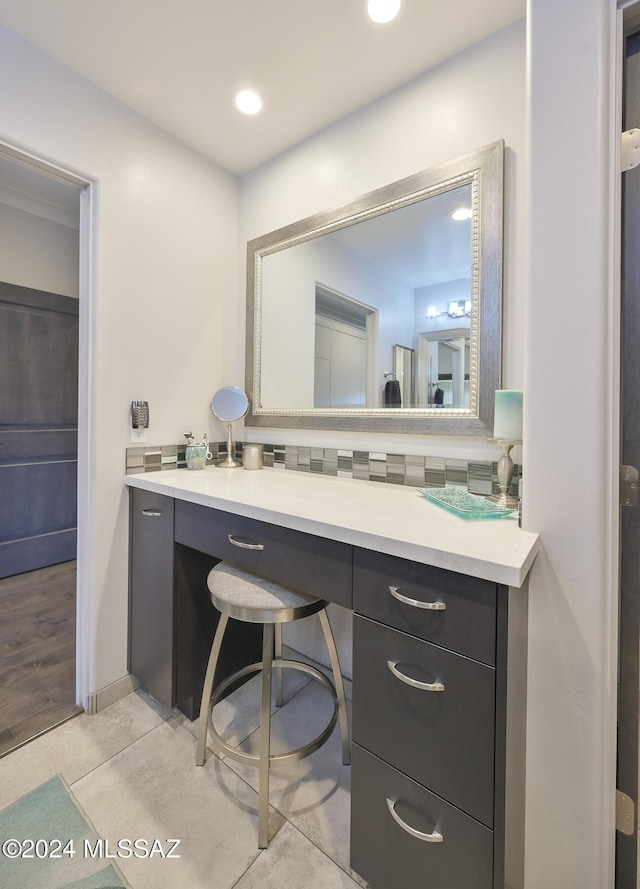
[186,445,207,470]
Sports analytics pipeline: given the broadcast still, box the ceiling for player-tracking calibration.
[0,0,525,176]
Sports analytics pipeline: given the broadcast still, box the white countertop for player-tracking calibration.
[125,467,539,588]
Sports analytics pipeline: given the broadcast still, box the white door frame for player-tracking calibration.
[606,1,640,884]
[0,137,96,710]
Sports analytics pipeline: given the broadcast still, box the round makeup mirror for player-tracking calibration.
[211,386,249,468]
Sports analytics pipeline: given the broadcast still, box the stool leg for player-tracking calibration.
[274,622,284,708]
[196,613,229,767]
[258,623,274,848]
[318,609,351,766]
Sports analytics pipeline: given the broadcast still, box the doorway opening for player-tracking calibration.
[314,285,377,408]
[0,146,91,755]
[417,327,470,409]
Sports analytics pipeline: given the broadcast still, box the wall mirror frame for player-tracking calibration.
[245,140,504,436]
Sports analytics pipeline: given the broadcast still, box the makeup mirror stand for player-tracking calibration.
[210,386,249,468]
[218,421,242,468]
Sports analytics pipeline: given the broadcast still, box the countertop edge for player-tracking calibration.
[125,471,539,589]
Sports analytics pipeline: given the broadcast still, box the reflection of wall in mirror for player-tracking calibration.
[414,279,472,333]
[260,243,316,409]
[260,234,413,410]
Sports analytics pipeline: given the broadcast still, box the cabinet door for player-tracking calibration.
[129,488,175,708]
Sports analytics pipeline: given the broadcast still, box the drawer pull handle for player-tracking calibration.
[386,798,443,843]
[141,508,162,517]
[228,534,264,551]
[387,660,444,692]
[388,586,445,610]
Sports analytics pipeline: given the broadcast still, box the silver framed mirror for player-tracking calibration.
[245,140,503,435]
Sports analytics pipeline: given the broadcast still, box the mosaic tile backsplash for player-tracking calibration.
[126,441,521,498]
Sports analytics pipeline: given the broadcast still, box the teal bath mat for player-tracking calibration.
[0,776,127,889]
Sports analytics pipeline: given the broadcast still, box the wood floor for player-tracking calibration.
[0,560,82,756]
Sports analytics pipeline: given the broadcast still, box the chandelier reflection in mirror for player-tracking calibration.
[246,141,504,436]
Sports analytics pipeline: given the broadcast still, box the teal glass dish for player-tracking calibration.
[418,487,515,519]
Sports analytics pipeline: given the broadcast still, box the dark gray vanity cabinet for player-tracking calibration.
[128,488,175,709]
[350,549,527,889]
[127,487,528,889]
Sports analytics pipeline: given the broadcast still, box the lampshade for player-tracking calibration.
[493,390,523,441]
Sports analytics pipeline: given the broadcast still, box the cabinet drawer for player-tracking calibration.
[353,548,497,664]
[351,744,493,889]
[353,615,495,827]
[174,500,352,608]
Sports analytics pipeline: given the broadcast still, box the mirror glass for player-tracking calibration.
[246,141,503,435]
[211,386,249,422]
[392,344,415,409]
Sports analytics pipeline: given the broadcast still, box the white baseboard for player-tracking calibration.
[84,674,141,715]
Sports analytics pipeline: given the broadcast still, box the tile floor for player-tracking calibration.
[0,665,367,889]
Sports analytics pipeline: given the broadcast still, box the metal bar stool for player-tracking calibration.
[195,561,351,848]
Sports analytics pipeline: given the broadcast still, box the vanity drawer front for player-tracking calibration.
[353,615,495,827]
[350,744,493,889]
[174,500,352,607]
[353,548,497,664]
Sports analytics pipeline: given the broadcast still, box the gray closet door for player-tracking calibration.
[314,315,366,408]
[0,281,78,578]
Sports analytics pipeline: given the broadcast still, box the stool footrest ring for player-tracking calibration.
[206,660,339,767]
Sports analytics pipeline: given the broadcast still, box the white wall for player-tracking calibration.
[0,23,239,697]
[414,279,471,333]
[238,21,526,461]
[525,0,615,886]
[0,201,79,297]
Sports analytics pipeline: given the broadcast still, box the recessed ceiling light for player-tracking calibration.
[451,207,472,221]
[235,90,262,115]
[366,0,401,24]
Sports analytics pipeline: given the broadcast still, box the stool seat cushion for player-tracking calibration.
[208,562,326,622]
